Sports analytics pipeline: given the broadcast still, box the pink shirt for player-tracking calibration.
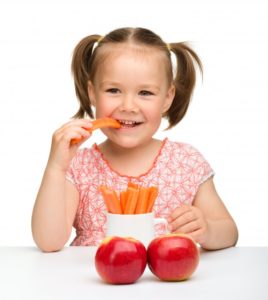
[66,138,214,246]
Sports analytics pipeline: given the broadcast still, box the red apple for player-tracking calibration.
[95,236,147,284]
[147,233,199,281]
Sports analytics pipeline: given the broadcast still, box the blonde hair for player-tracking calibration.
[71,27,202,129]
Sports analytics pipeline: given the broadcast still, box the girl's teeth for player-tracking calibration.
[119,120,141,127]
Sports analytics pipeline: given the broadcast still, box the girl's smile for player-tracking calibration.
[116,119,144,129]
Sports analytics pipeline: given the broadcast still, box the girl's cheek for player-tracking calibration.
[94,101,110,115]
[98,97,118,110]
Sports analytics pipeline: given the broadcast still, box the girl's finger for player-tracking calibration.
[70,131,92,146]
[57,119,93,133]
[169,210,196,230]
[55,127,92,145]
[173,219,200,234]
[168,204,192,222]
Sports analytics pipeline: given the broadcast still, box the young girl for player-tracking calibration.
[32,27,238,252]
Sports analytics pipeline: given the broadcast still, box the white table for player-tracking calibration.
[0,247,267,300]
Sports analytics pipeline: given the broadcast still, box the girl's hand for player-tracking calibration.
[167,204,209,245]
[47,119,93,172]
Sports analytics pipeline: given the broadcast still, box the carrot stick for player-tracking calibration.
[124,187,139,214]
[91,118,121,131]
[146,186,158,213]
[71,118,121,145]
[128,182,139,189]
[135,187,149,214]
[100,186,122,214]
[120,191,128,214]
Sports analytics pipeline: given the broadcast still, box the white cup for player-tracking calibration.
[105,212,168,247]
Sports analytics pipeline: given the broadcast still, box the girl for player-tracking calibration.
[32,27,238,252]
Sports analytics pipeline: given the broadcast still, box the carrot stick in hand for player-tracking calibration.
[71,118,121,145]
[91,118,121,131]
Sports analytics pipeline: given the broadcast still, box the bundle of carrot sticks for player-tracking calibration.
[100,182,158,214]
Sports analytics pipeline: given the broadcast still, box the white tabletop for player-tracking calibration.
[0,247,267,300]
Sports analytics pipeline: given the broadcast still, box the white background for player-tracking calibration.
[0,0,267,246]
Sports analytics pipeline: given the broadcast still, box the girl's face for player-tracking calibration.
[88,44,175,149]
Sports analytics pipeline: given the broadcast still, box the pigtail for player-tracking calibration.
[166,43,203,128]
[71,34,101,118]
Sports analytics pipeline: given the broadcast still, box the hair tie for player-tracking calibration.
[166,43,171,51]
[98,36,104,44]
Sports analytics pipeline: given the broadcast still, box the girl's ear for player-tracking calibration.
[87,81,96,107]
[162,84,175,113]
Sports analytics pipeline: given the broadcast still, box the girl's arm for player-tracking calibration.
[31,166,79,252]
[168,178,239,250]
[193,178,238,249]
[31,119,92,252]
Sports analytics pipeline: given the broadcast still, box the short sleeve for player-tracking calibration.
[161,141,215,205]
[178,142,215,187]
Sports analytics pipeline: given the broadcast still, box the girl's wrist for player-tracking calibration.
[45,161,68,176]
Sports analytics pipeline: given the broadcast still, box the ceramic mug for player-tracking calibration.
[105,212,168,247]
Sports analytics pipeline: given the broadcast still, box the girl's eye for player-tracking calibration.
[139,90,154,96]
[106,88,120,94]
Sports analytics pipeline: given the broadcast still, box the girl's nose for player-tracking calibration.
[119,95,139,113]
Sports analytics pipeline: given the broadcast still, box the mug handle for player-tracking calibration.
[154,217,169,234]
